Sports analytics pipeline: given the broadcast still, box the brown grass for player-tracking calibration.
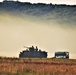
[0,57,76,75]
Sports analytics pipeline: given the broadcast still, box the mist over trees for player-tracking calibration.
[0,1,76,25]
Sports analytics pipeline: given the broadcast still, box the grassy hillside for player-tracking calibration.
[0,57,76,75]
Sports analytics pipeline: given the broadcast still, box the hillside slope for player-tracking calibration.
[0,1,76,25]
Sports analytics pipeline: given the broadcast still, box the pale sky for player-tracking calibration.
[0,0,76,5]
[0,13,76,59]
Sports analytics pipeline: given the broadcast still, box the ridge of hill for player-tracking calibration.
[0,1,76,25]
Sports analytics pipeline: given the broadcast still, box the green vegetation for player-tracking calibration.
[0,1,76,25]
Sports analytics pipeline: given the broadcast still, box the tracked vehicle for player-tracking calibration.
[19,46,47,58]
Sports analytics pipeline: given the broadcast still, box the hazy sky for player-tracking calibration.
[0,13,76,59]
[0,0,76,5]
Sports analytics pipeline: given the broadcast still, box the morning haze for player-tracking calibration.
[0,1,76,58]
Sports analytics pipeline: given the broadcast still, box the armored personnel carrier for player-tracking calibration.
[19,46,48,58]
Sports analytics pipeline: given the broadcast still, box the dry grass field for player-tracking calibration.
[0,57,76,75]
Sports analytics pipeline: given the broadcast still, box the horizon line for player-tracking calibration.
[0,0,76,5]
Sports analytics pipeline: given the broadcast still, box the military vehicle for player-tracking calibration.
[54,51,69,58]
[19,46,48,58]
